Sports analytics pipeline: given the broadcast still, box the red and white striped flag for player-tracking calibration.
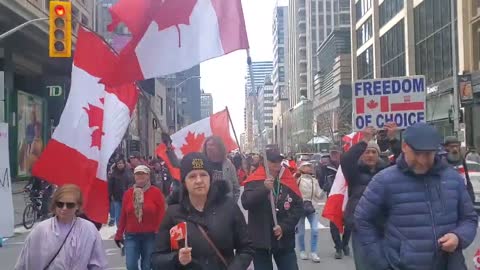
[342,132,363,152]
[156,109,238,180]
[105,0,250,86]
[322,165,348,233]
[32,27,139,223]
[474,248,480,269]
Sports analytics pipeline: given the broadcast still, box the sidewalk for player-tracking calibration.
[11,181,27,227]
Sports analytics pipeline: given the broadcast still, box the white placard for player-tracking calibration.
[352,76,426,131]
[0,123,14,237]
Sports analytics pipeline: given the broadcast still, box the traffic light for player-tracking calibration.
[49,1,72,58]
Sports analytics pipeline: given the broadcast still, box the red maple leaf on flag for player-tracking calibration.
[180,132,206,156]
[83,101,104,149]
[108,0,198,47]
[152,0,198,47]
[367,99,378,109]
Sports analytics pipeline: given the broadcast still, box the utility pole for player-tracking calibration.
[451,0,460,135]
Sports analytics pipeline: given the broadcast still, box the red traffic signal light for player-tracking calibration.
[54,5,66,16]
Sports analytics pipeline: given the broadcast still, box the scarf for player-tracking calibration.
[133,182,151,223]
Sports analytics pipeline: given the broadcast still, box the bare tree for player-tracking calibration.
[315,100,352,144]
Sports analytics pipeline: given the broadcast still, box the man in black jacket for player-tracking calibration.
[317,146,352,259]
[444,136,476,203]
[241,148,303,270]
[341,127,388,270]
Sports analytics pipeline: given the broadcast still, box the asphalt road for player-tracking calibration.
[3,219,480,269]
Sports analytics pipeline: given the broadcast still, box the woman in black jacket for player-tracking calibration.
[151,152,254,270]
[108,159,133,226]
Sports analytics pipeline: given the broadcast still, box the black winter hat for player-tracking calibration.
[180,152,213,182]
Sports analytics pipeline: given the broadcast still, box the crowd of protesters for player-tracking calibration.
[13,121,480,270]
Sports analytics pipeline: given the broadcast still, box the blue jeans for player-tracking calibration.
[125,233,156,270]
[253,248,299,270]
[112,201,122,226]
[296,212,318,252]
[109,202,115,223]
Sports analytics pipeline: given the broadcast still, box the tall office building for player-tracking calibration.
[350,0,460,137]
[245,61,273,151]
[258,76,275,147]
[272,3,290,151]
[200,90,213,119]
[288,0,350,106]
[246,61,274,94]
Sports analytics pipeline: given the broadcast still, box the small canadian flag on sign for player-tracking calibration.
[170,222,188,250]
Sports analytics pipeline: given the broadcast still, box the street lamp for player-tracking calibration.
[171,76,201,132]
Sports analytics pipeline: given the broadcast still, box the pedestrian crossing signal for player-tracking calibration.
[49,1,72,58]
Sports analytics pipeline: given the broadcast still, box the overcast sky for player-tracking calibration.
[201,0,281,135]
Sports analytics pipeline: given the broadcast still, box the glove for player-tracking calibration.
[115,239,124,249]
[161,132,172,146]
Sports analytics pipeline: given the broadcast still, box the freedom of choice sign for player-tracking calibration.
[352,76,426,131]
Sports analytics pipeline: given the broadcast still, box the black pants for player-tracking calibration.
[253,248,299,270]
[330,221,351,251]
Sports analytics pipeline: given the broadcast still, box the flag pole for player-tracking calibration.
[247,50,278,227]
[225,106,242,154]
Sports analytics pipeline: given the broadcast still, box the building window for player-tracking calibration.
[357,46,374,79]
[414,0,454,85]
[355,0,372,22]
[380,20,405,78]
[379,0,404,27]
[356,17,372,48]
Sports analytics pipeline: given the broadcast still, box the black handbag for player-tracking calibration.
[299,177,316,216]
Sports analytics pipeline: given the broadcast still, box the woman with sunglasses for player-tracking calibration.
[15,184,107,270]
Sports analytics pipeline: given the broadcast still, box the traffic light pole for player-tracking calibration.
[0,18,48,41]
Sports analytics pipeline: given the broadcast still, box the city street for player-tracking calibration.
[2,202,480,269]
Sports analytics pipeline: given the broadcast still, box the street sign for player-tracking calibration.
[352,76,426,131]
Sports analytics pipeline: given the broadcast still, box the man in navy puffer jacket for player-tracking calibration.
[354,123,478,270]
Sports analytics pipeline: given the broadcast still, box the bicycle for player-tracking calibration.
[22,184,53,229]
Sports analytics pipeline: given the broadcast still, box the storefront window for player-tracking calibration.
[17,91,45,177]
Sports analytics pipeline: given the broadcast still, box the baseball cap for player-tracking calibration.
[403,123,442,151]
[266,148,284,163]
[134,165,150,174]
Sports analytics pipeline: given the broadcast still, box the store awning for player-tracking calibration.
[307,136,332,144]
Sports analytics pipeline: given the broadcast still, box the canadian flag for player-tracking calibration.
[105,0,249,86]
[156,109,237,180]
[342,132,363,152]
[322,165,348,233]
[32,27,139,223]
[170,222,188,250]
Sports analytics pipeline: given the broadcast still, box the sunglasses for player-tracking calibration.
[55,201,76,209]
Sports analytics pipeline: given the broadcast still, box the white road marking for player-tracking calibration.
[100,225,117,240]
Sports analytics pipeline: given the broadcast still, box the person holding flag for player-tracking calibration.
[151,152,253,269]
[341,127,388,269]
[241,148,303,270]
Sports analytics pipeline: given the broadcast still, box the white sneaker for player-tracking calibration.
[299,251,308,260]
[310,253,321,263]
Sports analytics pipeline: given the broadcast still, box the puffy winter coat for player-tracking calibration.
[297,174,322,206]
[354,155,478,270]
[151,181,253,270]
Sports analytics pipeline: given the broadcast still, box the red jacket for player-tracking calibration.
[115,186,165,240]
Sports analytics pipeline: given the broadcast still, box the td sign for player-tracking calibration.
[47,85,64,97]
